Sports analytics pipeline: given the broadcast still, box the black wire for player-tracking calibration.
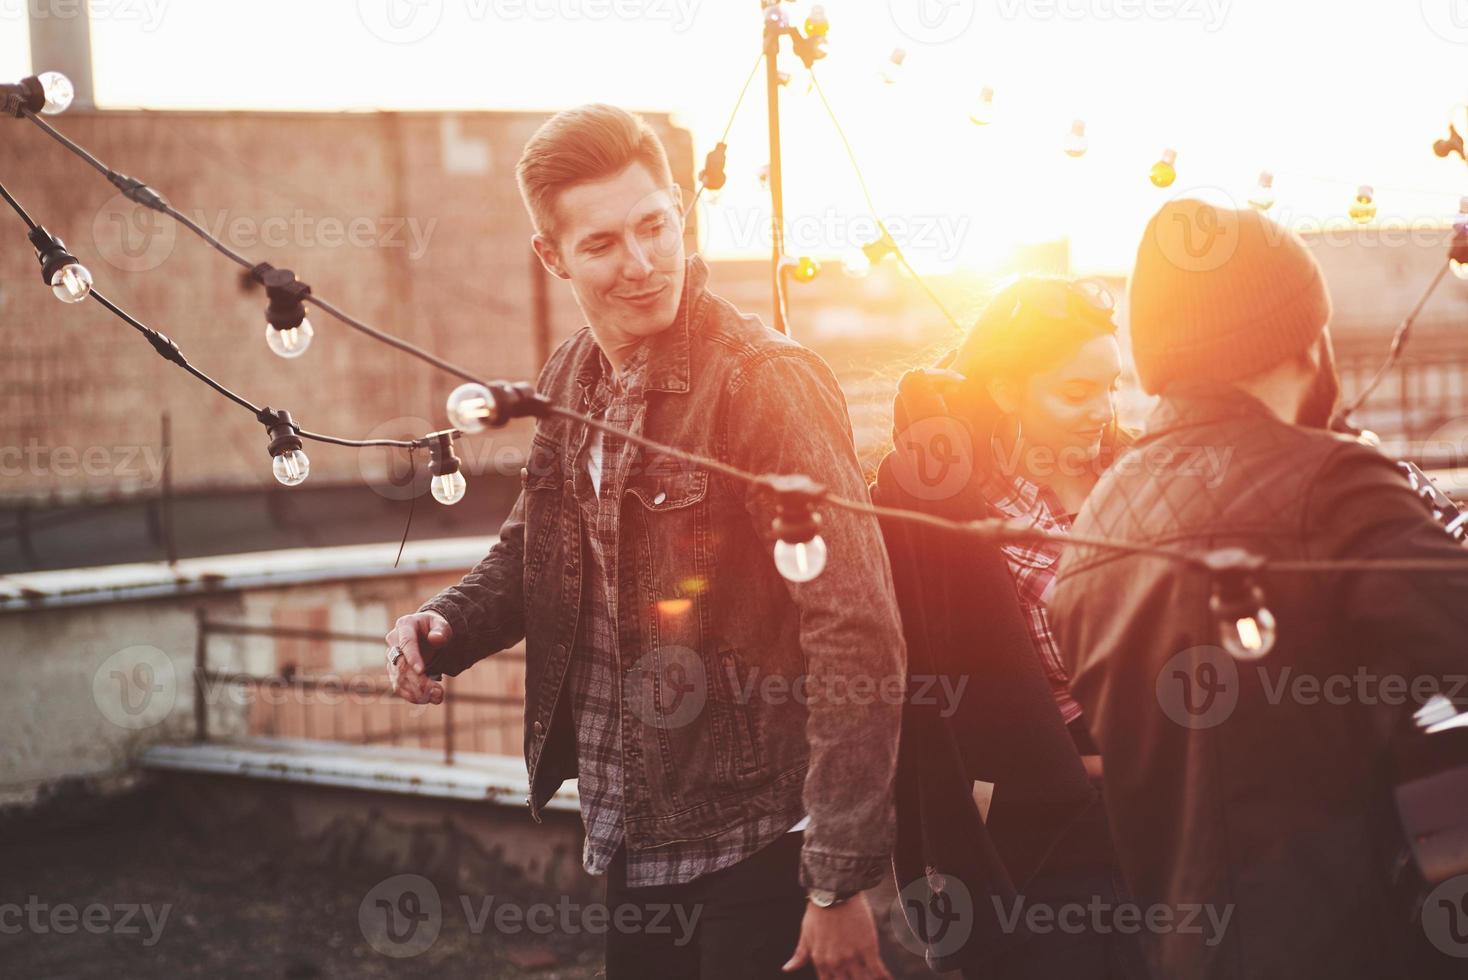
[1337,260,1453,424]
[393,448,418,569]
[683,52,764,222]
[0,179,37,230]
[808,71,964,332]
[23,109,493,387]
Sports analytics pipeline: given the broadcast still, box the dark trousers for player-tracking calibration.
[604,831,818,980]
[985,865,1152,980]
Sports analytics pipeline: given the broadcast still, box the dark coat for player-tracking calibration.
[870,369,1113,975]
[1050,381,1468,980]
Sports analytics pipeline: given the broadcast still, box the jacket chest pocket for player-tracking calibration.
[624,467,710,647]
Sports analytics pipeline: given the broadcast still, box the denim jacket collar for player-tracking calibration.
[641,253,711,395]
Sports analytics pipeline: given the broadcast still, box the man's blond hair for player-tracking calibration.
[516,103,675,239]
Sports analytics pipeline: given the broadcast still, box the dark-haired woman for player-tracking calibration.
[876,277,1148,979]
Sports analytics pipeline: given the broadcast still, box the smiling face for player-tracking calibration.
[531,161,686,358]
[991,332,1123,465]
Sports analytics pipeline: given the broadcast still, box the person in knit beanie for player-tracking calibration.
[1044,197,1468,980]
[1128,197,1334,402]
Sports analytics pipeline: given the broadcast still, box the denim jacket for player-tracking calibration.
[418,255,906,894]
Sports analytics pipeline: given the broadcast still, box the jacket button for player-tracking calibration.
[653,490,667,505]
[533,720,545,737]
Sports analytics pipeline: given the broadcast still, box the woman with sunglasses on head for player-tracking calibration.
[874,276,1148,979]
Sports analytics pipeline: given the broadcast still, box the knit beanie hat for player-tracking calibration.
[1128,198,1332,394]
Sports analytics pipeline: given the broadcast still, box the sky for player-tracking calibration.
[2,0,1467,275]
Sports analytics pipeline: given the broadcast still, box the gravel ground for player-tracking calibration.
[0,779,935,979]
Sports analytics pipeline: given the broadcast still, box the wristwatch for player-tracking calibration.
[807,888,855,909]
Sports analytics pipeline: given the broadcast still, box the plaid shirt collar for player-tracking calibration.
[980,469,1072,568]
[577,340,652,413]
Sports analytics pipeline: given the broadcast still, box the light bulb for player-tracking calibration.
[446,382,495,433]
[37,72,74,115]
[1349,185,1377,225]
[1150,149,1177,188]
[841,248,872,278]
[265,317,314,359]
[969,87,996,126]
[804,4,829,37]
[880,48,906,85]
[49,262,92,304]
[431,470,467,505]
[1451,198,1468,281]
[1064,120,1089,159]
[272,449,310,487]
[792,256,819,284]
[774,535,828,583]
[1219,607,1276,660]
[1249,171,1276,211]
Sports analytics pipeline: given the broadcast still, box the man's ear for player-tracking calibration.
[986,376,1021,415]
[532,234,571,280]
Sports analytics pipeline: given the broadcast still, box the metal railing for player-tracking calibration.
[192,611,523,765]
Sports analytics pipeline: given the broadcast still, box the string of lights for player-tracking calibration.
[5,61,1468,664]
[12,95,491,385]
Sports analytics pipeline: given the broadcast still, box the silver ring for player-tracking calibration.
[388,645,404,668]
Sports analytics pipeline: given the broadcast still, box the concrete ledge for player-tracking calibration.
[140,736,579,812]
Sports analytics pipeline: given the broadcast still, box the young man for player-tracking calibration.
[386,104,905,979]
[1049,199,1468,979]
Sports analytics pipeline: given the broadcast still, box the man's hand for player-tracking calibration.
[782,893,891,979]
[386,611,453,705]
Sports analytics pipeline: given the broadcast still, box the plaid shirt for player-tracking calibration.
[981,471,1085,726]
[567,343,799,888]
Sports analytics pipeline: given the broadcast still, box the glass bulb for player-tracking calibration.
[1064,121,1089,159]
[1219,607,1276,660]
[431,470,467,505]
[880,49,906,85]
[265,317,314,359]
[804,5,829,37]
[969,87,996,126]
[37,72,74,115]
[50,262,92,304]
[272,449,310,487]
[774,535,828,583]
[446,382,495,433]
[1150,149,1177,188]
[841,248,872,278]
[792,256,819,284]
[1249,171,1276,211]
[1451,201,1468,281]
[1349,186,1376,225]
